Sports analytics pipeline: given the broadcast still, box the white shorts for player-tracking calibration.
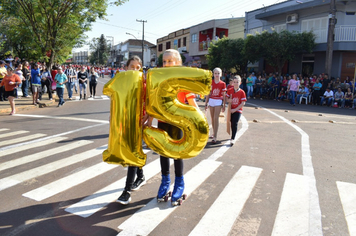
[208,98,223,107]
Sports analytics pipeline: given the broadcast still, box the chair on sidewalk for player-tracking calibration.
[299,93,312,105]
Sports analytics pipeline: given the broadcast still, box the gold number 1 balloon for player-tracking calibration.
[143,67,212,159]
[102,71,146,167]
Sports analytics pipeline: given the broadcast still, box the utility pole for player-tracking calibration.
[325,0,336,76]
[136,19,147,66]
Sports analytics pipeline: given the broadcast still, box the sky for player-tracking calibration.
[73,0,284,52]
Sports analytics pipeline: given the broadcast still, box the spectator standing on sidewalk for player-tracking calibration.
[39,65,53,101]
[287,74,300,106]
[30,63,42,105]
[0,67,21,115]
[54,67,67,107]
[77,66,89,100]
[89,67,99,98]
[0,60,8,101]
[21,61,31,98]
[64,64,77,100]
[313,78,322,105]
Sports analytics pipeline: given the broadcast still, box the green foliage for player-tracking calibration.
[0,0,109,66]
[157,53,163,67]
[89,34,110,65]
[244,30,316,74]
[207,37,246,73]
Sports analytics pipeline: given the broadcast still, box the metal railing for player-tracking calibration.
[311,26,356,43]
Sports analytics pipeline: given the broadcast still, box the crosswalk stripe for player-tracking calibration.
[0,133,46,147]
[0,145,107,191]
[65,154,165,218]
[271,173,310,236]
[24,149,152,202]
[0,136,67,157]
[337,181,356,236]
[23,162,116,201]
[189,165,262,236]
[0,128,10,132]
[0,140,93,172]
[0,130,29,139]
[117,159,222,236]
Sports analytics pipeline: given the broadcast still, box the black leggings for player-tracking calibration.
[231,112,242,140]
[125,166,144,191]
[158,122,184,177]
[313,90,320,105]
[90,82,97,96]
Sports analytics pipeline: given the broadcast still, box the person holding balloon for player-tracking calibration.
[116,56,147,205]
[204,67,226,144]
[156,49,198,206]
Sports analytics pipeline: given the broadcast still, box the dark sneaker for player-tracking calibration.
[132,177,146,191]
[116,190,131,205]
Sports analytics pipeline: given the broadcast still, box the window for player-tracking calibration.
[173,39,178,49]
[301,17,328,43]
[274,24,286,33]
[166,41,171,49]
[183,37,187,46]
[158,44,163,52]
[191,34,197,43]
[178,38,181,48]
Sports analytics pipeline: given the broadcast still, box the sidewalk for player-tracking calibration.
[0,90,57,115]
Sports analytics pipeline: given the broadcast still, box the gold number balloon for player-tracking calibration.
[143,67,212,159]
[102,71,147,167]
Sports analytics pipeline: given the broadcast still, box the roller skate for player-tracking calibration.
[157,174,171,202]
[171,176,187,206]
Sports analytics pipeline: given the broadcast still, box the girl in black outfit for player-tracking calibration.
[89,67,98,98]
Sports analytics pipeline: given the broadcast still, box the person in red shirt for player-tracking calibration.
[226,75,247,146]
[204,67,226,143]
[156,49,197,206]
[0,67,22,115]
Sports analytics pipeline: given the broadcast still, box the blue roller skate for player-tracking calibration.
[171,176,187,206]
[157,174,171,202]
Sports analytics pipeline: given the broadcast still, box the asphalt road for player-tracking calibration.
[0,76,355,236]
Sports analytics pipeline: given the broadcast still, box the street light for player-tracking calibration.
[136,19,147,66]
[126,32,138,40]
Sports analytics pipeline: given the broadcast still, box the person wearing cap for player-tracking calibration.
[54,67,68,107]
[320,87,334,107]
[0,60,7,101]
[0,67,22,114]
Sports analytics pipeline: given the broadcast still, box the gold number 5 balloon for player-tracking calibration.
[102,71,147,167]
[144,67,212,159]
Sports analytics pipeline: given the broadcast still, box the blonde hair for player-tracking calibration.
[163,49,182,64]
[234,75,242,82]
[213,67,222,75]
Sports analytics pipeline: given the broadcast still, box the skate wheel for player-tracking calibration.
[178,199,183,205]
[164,195,169,202]
[168,191,172,197]
[182,194,187,200]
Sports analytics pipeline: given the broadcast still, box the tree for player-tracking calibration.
[89,34,110,65]
[244,30,316,75]
[207,37,247,73]
[0,0,109,67]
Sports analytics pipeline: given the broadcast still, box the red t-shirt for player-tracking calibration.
[227,84,234,90]
[210,80,226,100]
[0,74,21,91]
[227,88,247,113]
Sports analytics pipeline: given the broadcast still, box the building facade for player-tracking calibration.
[156,28,190,65]
[72,51,90,65]
[109,39,155,68]
[246,0,356,79]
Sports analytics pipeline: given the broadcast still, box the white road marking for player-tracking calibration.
[25,149,151,203]
[0,145,107,191]
[337,181,356,236]
[0,140,92,172]
[0,137,67,157]
[13,114,109,124]
[23,162,116,201]
[189,165,262,236]
[249,102,323,236]
[117,160,222,236]
[0,130,29,139]
[0,123,104,151]
[0,133,46,147]
[0,128,10,132]
[271,173,310,236]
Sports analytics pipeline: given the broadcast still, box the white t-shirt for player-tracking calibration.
[324,90,334,97]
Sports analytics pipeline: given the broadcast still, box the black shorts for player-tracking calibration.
[5,90,17,98]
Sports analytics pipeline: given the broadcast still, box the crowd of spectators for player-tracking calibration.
[222,71,356,109]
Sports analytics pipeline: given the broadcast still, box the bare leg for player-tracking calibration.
[8,96,15,114]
